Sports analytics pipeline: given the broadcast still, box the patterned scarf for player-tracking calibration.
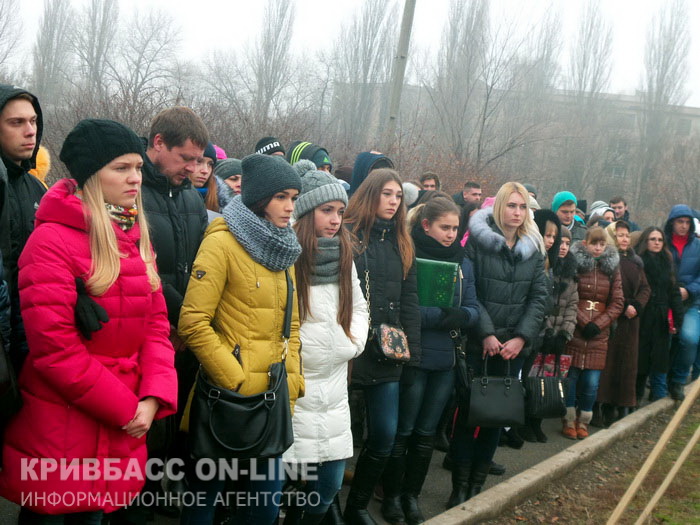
[224,196,301,271]
[105,203,138,230]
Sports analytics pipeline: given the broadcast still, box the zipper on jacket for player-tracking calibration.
[233,344,242,365]
[380,229,387,241]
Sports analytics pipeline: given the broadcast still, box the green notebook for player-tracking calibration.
[416,258,459,308]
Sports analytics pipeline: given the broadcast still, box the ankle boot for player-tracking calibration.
[529,417,547,443]
[590,402,604,428]
[446,461,471,509]
[381,434,408,524]
[321,494,345,525]
[601,403,616,428]
[401,434,433,525]
[344,449,388,525]
[466,461,490,499]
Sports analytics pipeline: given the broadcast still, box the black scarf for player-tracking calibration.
[641,250,671,289]
[411,224,464,262]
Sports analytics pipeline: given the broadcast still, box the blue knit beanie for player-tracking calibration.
[551,191,577,212]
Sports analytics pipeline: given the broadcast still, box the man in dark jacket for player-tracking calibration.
[610,196,640,231]
[452,181,482,207]
[664,205,700,400]
[0,85,46,371]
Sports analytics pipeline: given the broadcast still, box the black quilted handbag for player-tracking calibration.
[466,356,526,428]
[524,354,567,419]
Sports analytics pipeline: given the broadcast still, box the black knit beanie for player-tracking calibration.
[255,136,285,156]
[60,119,144,187]
[203,142,217,166]
[241,153,302,207]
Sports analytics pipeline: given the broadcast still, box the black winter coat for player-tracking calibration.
[140,155,208,326]
[351,219,421,386]
[465,208,548,357]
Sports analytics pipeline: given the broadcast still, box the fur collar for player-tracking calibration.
[571,241,620,277]
[554,252,578,280]
[468,207,541,261]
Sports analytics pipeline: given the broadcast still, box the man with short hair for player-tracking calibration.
[419,172,440,191]
[0,85,46,370]
[453,181,482,206]
[664,205,700,400]
[552,191,586,242]
[609,196,640,231]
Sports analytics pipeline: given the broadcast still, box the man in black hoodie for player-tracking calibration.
[0,85,46,371]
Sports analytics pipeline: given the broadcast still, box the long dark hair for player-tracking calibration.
[635,226,674,266]
[293,211,355,340]
[344,169,414,279]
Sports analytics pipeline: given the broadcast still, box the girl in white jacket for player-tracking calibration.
[285,161,369,524]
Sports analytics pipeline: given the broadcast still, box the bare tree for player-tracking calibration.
[32,0,73,105]
[0,0,21,77]
[568,0,612,101]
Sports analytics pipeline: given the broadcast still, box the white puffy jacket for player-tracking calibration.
[283,264,369,464]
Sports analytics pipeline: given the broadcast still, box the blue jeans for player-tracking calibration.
[397,368,454,437]
[451,355,524,467]
[362,381,400,456]
[650,372,668,399]
[566,367,602,412]
[290,459,345,514]
[18,509,102,525]
[670,306,700,384]
[180,457,284,525]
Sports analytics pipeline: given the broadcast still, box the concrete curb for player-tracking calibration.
[425,396,680,524]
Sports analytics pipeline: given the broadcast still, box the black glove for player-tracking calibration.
[437,307,470,330]
[540,328,554,354]
[400,365,420,387]
[581,322,601,340]
[75,277,109,340]
[553,331,569,355]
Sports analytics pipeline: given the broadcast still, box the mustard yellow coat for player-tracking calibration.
[178,218,304,430]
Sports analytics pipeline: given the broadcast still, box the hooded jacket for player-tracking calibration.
[0,178,177,513]
[567,242,624,370]
[465,208,548,356]
[139,149,208,326]
[664,204,700,307]
[544,252,579,339]
[0,85,47,370]
[348,152,394,197]
[178,218,304,426]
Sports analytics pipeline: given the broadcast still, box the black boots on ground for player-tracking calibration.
[446,461,490,509]
[344,449,388,525]
[381,434,408,525]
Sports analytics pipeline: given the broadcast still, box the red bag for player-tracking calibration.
[529,353,571,378]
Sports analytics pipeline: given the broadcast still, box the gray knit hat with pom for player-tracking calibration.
[292,160,348,219]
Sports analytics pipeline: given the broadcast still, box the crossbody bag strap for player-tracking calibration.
[363,250,372,326]
[280,269,293,361]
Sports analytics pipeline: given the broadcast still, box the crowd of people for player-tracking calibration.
[0,86,697,525]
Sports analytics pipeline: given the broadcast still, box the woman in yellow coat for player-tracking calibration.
[178,154,304,525]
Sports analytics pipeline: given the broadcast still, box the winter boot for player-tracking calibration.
[590,402,604,428]
[321,494,345,525]
[343,449,388,525]
[401,434,433,525]
[381,434,409,524]
[562,407,577,440]
[446,461,471,509]
[466,462,490,499]
[601,403,616,428]
[669,382,686,401]
[529,417,547,443]
[577,410,593,439]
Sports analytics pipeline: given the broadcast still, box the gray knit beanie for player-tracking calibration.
[241,153,302,207]
[292,160,348,219]
[214,158,242,180]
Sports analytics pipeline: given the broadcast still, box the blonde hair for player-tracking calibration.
[492,182,545,254]
[81,177,160,295]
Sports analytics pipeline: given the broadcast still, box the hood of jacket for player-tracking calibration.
[570,241,620,277]
[468,207,542,261]
[348,152,394,196]
[664,204,697,239]
[34,178,88,232]
[554,251,578,280]
[0,84,43,171]
[534,208,562,268]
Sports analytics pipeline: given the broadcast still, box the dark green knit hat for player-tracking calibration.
[60,119,144,187]
[241,153,302,207]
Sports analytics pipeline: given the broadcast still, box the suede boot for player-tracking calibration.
[466,461,490,499]
[562,407,577,440]
[401,434,433,525]
[381,434,409,524]
[446,461,471,509]
[344,449,388,525]
[577,410,593,439]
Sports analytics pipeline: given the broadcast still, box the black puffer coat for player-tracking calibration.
[351,219,421,386]
[465,208,548,356]
[140,154,208,326]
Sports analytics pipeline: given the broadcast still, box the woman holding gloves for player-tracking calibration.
[0,119,177,523]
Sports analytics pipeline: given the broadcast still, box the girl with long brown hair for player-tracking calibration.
[282,161,369,524]
[342,168,421,524]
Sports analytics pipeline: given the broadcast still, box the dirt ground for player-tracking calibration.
[486,401,700,524]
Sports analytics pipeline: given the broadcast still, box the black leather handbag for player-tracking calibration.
[524,354,567,419]
[466,356,525,428]
[188,270,295,460]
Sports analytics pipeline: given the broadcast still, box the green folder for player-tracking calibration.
[416,258,459,308]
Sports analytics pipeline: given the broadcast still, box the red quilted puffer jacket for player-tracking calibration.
[0,178,177,514]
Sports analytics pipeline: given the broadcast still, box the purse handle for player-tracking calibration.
[483,355,512,378]
[534,352,563,378]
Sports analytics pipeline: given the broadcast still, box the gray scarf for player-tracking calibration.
[312,237,341,285]
[224,196,301,271]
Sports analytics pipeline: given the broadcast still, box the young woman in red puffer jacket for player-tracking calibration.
[0,119,177,523]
